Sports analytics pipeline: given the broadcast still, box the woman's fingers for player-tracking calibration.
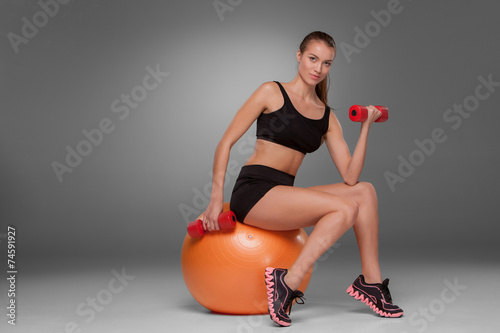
[202,214,209,230]
[367,105,381,122]
[202,201,224,231]
[210,213,220,231]
[202,212,220,231]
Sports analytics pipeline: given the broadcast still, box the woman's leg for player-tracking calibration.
[244,185,359,290]
[308,182,382,283]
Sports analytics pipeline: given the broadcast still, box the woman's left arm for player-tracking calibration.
[324,105,381,185]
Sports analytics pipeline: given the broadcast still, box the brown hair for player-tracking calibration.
[299,31,336,106]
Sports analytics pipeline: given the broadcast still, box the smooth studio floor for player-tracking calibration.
[3,246,499,333]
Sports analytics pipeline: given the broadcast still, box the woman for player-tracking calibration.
[202,31,403,326]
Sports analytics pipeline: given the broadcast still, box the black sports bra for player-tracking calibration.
[256,81,330,154]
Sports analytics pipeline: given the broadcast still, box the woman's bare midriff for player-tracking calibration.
[244,139,305,176]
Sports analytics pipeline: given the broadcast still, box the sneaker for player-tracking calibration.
[346,275,403,318]
[264,267,305,326]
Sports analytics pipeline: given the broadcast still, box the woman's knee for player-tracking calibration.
[353,182,378,206]
[345,200,359,226]
[332,198,359,228]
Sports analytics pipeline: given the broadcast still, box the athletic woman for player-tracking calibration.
[202,31,403,326]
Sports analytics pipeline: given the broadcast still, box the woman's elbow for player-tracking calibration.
[343,175,359,186]
[217,138,234,151]
[344,180,358,186]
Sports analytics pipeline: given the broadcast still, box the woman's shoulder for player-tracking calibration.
[246,81,284,113]
[249,81,282,101]
[257,81,280,93]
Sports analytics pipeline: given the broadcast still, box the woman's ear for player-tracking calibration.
[296,50,302,63]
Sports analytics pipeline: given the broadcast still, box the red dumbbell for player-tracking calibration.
[349,105,389,123]
[187,211,237,238]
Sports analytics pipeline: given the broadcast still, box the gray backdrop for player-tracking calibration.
[1,0,499,274]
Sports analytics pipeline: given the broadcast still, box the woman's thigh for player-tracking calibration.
[244,185,356,231]
[307,182,377,205]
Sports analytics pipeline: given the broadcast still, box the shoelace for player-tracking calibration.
[283,290,306,315]
[380,279,393,303]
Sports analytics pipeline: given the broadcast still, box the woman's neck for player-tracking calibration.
[287,76,317,102]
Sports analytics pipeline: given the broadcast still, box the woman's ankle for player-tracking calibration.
[284,271,301,291]
[362,273,382,284]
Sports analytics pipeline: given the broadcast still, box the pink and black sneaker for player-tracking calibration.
[264,267,305,327]
[346,275,403,318]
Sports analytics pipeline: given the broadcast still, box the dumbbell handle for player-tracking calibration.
[349,105,388,123]
[187,211,236,238]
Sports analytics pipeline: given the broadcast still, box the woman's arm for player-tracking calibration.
[203,82,276,231]
[324,105,381,185]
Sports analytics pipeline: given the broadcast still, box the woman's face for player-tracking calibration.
[297,40,335,85]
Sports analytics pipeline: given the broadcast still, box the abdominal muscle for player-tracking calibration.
[244,139,305,176]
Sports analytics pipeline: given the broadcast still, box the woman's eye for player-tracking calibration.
[310,57,316,61]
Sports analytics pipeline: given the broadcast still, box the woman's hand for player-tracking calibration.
[202,199,224,231]
[362,105,382,126]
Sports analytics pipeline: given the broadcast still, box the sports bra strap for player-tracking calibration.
[273,81,292,107]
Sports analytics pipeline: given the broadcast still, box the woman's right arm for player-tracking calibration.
[203,82,275,231]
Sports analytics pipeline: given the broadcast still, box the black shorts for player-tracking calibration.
[230,164,295,223]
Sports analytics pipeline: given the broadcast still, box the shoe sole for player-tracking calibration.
[346,285,403,318]
[265,267,291,327]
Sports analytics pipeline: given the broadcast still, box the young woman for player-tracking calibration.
[202,31,403,326]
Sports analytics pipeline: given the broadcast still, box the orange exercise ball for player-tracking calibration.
[181,203,313,315]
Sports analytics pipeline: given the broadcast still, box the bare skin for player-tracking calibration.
[203,39,383,291]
